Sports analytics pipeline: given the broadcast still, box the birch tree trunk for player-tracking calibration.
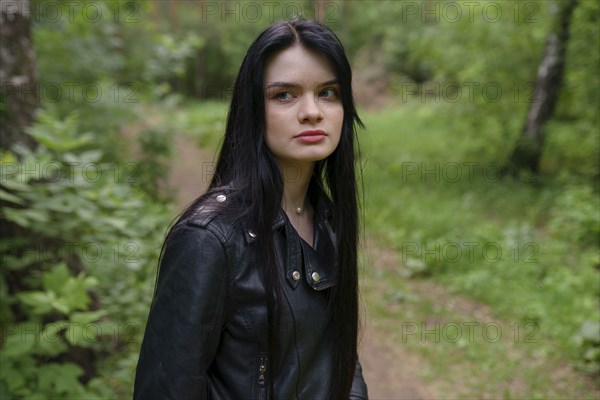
[508,0,578,172]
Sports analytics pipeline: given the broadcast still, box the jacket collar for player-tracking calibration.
[278,197,337,291]
[272,209,286,231]
[244,195,333,243]
[242,195,337,291]
[274,194,333,229]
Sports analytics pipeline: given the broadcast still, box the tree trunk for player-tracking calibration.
[0,0,39,150]
[508,0,578,172]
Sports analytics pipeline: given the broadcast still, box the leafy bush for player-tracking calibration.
[548,184,600,248]
[0,110,171,398]
[542,120,600,179]
[170,101,227,149]
[31,0,140,160]
[144,33,205,83]
[136,127,174,200]
[574,320,600,374]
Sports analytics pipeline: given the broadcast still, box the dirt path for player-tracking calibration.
[164,134,215,208]
[359,241,434,399]
[360,241,600,400]
[359,317,432,399]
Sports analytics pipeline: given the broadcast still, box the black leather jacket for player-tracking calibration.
[134,191,368,399]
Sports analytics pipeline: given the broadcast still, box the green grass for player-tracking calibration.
[360,100,600,394]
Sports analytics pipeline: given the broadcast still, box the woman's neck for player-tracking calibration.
[280,161,315,246]
[280,161,313,216]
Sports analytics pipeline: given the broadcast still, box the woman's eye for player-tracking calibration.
[319,87,339,99]
[274,91,294,101]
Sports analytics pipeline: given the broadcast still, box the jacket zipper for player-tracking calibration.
[258,356,268,400]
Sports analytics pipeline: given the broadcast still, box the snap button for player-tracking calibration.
[216,194,226,202]
[292,271,301,281]
[311,272,320,283]
[248,230,257,238]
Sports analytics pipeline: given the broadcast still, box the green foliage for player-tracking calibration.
[0,355,86,399]
[574,320,600,374]
[0,110,171,398]
[354,2,599,322]
[557,0,600,123]
[169,101,228,149]
[30,1,187,159]
[548,184,600,248]
[136,127,174,200]
[144,33,205,82]
[538,0,600,179]
[542,120,600,178]
[362,103,599,375]
[345,0,598,179]
[31,0,125,85]
[31,0,137,158]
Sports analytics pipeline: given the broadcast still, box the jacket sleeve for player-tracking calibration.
[349,358,369,399]
[133,223,229,400]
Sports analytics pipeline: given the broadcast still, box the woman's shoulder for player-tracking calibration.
[158,187,251,282]
[175,186,249,246]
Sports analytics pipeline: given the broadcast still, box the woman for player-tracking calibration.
[134,18,368,400]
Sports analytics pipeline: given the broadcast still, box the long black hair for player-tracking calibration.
[166,18,364,399]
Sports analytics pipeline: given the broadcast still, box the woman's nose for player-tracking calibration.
[298,95,324,123]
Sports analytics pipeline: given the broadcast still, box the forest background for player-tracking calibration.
[1,0,599,398]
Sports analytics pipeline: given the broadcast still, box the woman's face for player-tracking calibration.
[263,44,344,170]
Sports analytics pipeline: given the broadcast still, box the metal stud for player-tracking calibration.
[292,271,301,281]
[216,194,226,202]
[248,231,257,238]
[311,272,320,283]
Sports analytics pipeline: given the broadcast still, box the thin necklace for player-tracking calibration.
[285,200,309,240]
[292,203,311,245]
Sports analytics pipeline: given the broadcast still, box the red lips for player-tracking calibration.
[294,130,326,143]
[295,129,326,138]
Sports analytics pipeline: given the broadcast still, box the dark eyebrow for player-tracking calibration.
[319,79,340,87]
[264,79,339,90]
[265,81,298,90]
